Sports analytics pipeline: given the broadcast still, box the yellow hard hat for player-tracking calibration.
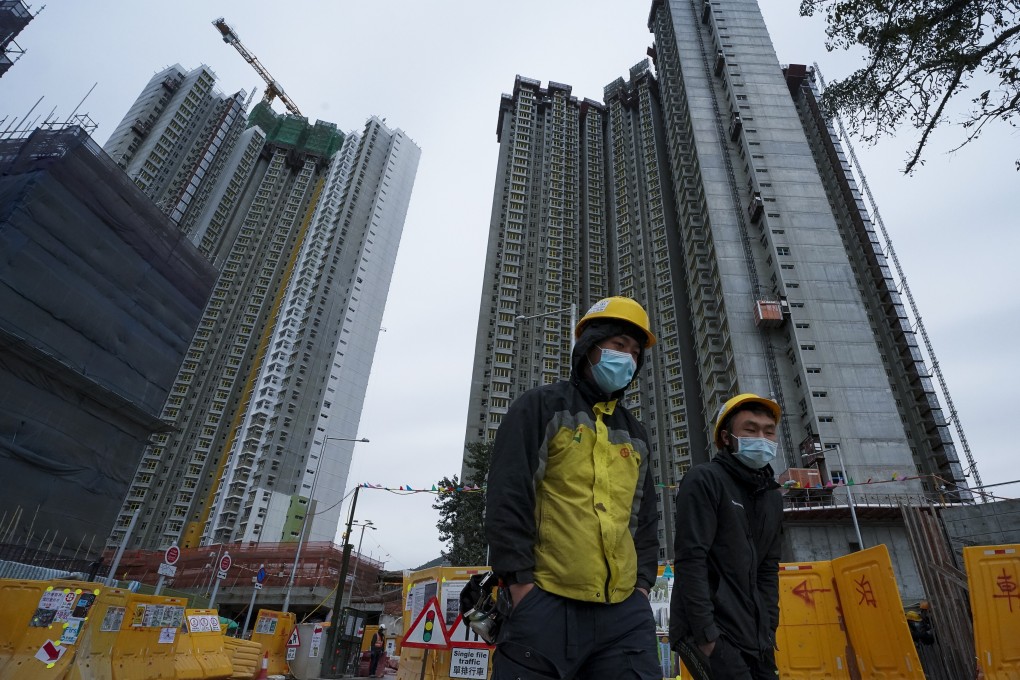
[575,296,657,347]
[906,611,922,622]
[713,393,781,447]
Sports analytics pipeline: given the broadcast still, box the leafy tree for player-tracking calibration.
[433,441,492,566]
[800,0,1020,172]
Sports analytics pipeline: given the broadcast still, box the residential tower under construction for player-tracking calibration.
[105,66,420,552]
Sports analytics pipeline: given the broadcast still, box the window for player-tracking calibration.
[818,416,834,423]
[801,344,815,351]
[795,322,810,329]
[806,367,821,374]
[812,390,828,398]
[776,247,790,256]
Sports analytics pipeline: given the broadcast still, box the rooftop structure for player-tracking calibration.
[0,0,33,77]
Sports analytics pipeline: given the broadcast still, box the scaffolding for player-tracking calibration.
[110,542,384,598]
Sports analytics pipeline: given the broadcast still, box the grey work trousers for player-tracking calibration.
[492,586,661,680]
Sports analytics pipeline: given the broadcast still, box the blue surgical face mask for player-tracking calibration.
[731,435,779,469]
[590,347,637,394]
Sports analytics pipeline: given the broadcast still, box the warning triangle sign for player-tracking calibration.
[446,614,493,649]
[287,627,300,648]
[401,597,449,649]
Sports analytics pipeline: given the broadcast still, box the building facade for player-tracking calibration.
[103,65,251,243]
[107,74,420,551]
[647,0,966,498]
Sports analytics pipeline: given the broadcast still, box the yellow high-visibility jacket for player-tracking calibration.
[486,371,658,604]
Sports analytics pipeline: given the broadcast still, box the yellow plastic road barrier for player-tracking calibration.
[108,593,188,679]
[0,578,100,679]
[174,609,232,680]
[223,636,262,679]
[964,544,1020,679]
[396,565,493,680]
[775,561,852,679]
[67,584,133,680]
[831,544,923,679]
[249,609,294,676]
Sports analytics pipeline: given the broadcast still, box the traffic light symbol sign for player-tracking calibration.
[400,597,449,649]
[423,610,435,642]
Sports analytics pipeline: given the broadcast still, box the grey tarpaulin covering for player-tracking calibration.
[0,127,216,557]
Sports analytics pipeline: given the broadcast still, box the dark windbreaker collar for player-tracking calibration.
[715,449,781,494]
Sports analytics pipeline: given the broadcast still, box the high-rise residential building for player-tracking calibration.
[465,0,970,564]
[465,62,703,558]
[0,0,33,78]
[646,0,967,498]
[107,73,420,552]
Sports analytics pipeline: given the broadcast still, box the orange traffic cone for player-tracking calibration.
[256,651,269,680]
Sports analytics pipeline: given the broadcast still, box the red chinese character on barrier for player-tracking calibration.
[854,575,878,608]
[993,569,1019,613]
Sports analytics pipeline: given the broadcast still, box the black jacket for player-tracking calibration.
[484,324,659,602]
[669,449,782,657]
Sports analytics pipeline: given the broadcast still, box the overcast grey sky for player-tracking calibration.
[3,1,1017,571]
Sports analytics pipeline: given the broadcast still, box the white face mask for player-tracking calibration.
[731,435,779,469]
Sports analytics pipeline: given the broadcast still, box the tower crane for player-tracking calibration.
[212,17,302,116]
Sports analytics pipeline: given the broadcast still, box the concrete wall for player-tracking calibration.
[783,520,925,603]
[941,499,1020,553]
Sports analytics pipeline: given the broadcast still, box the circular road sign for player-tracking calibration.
[256,566,266,584]
[164,544,180,565]
[219,553,232,572]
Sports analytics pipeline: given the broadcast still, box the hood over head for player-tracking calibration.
[571,319,649,396]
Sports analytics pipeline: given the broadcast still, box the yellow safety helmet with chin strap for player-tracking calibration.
[574,296,657,347]
[713,393,781,448]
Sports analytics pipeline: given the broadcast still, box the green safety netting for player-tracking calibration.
[247,102,344,159]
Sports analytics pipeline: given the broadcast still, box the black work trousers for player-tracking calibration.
[368,649,383,676]
[492,586,661,680]
[676,635,777,680]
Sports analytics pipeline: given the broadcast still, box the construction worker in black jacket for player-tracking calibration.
[485,296,662,680]
[670,393,783,680]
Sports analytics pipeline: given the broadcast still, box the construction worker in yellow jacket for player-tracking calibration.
[485,296,662,679]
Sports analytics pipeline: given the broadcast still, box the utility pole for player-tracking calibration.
[832,443,865,550]
[344,520,375,608]
[105,509,139,586]
[324,485,360,677]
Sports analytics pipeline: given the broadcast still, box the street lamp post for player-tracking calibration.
[515,302,578,352]
[282,436,369,613]
[831,443,865,550]
[343,520,376,608]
